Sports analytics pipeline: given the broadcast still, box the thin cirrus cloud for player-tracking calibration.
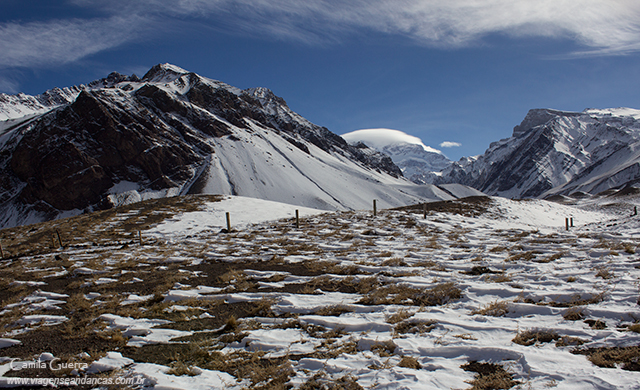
[2,0,640,71]
[160,0,640,51]
[440,141,462,148]
[0,15,148,69]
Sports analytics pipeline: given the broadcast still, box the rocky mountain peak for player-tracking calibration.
[141,63,191,83]
[244,87,290,111]
[87,72,140,89]
[512,108,582,138]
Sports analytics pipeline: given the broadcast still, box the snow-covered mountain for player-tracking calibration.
[0,72,139,122]
[436,108,640,198]
[342,129,452,184]
[0,64,477,229]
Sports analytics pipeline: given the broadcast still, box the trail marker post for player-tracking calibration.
[565,218,569,231]
[295,210,300,229]
[226,212,231,232]
[373,200,377,217]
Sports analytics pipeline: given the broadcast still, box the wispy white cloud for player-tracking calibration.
[151,0,640,52]
[2,0,640,73]
[440,141,461,148]
[0,76,19,94]
[0,15,149,68]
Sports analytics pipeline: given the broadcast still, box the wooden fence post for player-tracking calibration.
[295,210,300,229]
[56,230,63,248]
[138,230,143,246]
[373,199,377,217]
[226,212,231,232]
[423,203,427,219]
[565,218,569,231]
[634,206,637,216]
[570,217,574,227]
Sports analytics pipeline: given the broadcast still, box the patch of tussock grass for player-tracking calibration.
[627,324,640,333]
[555,336,588,347]
[506,250,541,262]
[546,291,607,307]
[536,251,565,263]
[369,340,397,357]
[471,300,510,317]
[381,257,408,267]
[584,319,607,329]
[354,276,382,295]
[572,345,640,371]
[484,273,512,283]
[385,308,414,324]
[461,361,520,390]
[299,372,364,390]
[394,319,437,335]
[398,356,421,369]
[314,305,355,317]
[411,260,446,271]
[424,238,441,249]
[463,266,498,276]
[358,281,462,306]
[330,264,361,275]
[313,337,359,360]
[562,307,585,321]
[595,267,615,280]
[512,329,560,346]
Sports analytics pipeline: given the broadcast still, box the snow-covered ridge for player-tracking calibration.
[437,107,640,198]
[0,86,82,121]
[584,107,640,120]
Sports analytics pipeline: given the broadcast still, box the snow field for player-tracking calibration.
[0,195,638,389]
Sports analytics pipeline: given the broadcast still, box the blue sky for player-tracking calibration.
[2,0,640,160]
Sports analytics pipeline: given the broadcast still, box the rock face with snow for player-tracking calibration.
[342,129,452,184]
[436,108,640,198]
[0,64,470,228]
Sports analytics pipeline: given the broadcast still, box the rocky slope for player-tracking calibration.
[436,108,640,198]
[0,64,469,229]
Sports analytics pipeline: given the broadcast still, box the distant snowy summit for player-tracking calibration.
[436,107,640,198]
[342,129,452,184]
